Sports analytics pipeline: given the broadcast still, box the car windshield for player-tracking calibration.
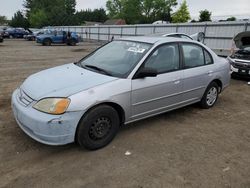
[79,40,152,78]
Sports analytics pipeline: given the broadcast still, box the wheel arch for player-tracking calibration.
[74,102,126,143]
[211,79,223,93]
[43,37,52,42]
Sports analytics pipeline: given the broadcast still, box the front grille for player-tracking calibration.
[233,61,250,70]
[17,88,34,107]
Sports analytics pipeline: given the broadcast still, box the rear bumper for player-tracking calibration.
[11,89,83,145]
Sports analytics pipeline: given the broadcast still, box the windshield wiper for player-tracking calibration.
[84,65,113,76]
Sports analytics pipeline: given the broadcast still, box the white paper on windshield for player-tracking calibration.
[128,47,146,53]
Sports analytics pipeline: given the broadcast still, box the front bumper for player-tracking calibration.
[231,65,250,78]
[11,89,83,145]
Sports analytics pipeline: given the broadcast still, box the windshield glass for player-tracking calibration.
[80,40,152,78]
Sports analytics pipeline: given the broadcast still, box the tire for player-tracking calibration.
[43,38,52,46]
[77,105,120,150]
[69,39,77,46]
[200,82,219,109]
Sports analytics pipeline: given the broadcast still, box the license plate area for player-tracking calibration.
[239,69,249,74]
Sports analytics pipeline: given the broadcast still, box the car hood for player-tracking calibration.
[21,63,117,100]
[234,31,250,49]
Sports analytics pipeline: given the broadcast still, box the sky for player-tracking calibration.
[1,0,250,20]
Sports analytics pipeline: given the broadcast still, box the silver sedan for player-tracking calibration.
[12,37,230,150]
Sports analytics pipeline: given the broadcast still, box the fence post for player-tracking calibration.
[108,27,110,41]
[98,27,100,41]
[88,27,91,41]
[121,27,123,38]
[244,22,248,31]
[203,23,208,43]
[153,25,156,34]
[176,24,179,32]
[135,25,137,36]
[80,27,83,41]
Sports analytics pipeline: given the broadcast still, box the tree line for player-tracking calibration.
[0,0,238,28]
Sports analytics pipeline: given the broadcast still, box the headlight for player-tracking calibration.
[33,98,70,115]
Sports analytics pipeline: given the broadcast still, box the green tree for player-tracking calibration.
[75,8,108,24]
[172,0,190,23]
[106,0,178,24]
[199,9,212,22]
[29,9,48,28]
[23,0,78,27]
[106,0,123,18]
[226,16,236,21]
[65,0,76,15]
[9,11,29,28]
[122,0,141,24]
[0,15,8,25]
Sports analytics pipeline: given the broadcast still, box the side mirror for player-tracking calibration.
[134,67,158,79]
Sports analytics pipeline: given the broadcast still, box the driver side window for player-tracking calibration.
[144,44,180,74]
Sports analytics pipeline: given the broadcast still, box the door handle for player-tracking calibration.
[173,78,180,84]
[208,71,213,75]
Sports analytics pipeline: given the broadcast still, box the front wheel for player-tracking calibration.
[43,38,51,46]
[67,39,77,46]
[76,105,120,150]
[200,82,219,109]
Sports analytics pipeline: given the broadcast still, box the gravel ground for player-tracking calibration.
[0,39,250,188]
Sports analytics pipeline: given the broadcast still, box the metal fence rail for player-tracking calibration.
[51,21,249,56]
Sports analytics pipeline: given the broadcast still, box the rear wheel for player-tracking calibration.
[69,39,77,46]
[200,82,219,109]
[76,105,120,150]
[43,38,51,46]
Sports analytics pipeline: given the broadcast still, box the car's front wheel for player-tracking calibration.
[43,38,52,46]
[76,105,120,150]
[200,82,219,109]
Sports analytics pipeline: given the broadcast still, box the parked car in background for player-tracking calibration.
[5,28,30,38]
[36,30,79,46]
[24,29,47,41]
[0,32,3,43]
[24,29,42,41]
[227,31,250,78]
[12,36,230,150]
[152,32,205,43]
[1,28,10,38]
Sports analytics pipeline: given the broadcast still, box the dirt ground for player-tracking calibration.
[0,39,250,188]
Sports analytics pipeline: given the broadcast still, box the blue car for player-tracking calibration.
[6,28,30,38]
[36,30,79,46]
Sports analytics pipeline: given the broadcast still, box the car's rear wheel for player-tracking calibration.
[43,38,51,46]
[69,39,77,46]
[200,82,219,109]
[76,105,120,150]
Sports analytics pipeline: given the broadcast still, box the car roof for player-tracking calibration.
[119,36,194,45]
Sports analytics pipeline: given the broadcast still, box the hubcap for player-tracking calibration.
[89,117,112,140]
[206,87,218,106]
